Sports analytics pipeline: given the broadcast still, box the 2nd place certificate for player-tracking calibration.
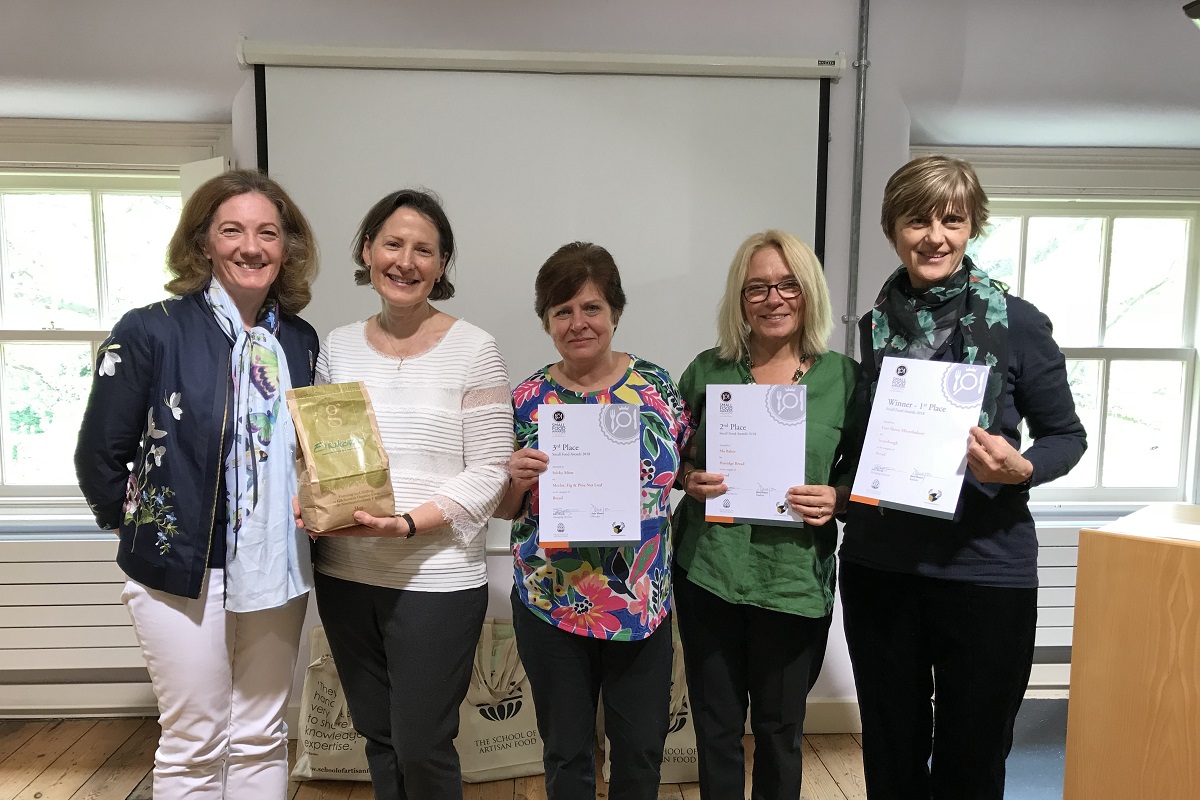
[705,384,806,527]
[537,403,641,547]
[850,356,990,519]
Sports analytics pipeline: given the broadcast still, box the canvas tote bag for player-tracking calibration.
[291,625,371,781]
[455,618,545,783]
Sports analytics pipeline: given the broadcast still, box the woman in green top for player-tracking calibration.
[673,229,859,800]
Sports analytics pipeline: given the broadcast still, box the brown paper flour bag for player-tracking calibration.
[287,381,395,533]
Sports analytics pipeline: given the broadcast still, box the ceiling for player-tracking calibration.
[3,0,1199,148]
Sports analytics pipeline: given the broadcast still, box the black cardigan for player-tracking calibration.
[839,294,1087,588]
[75,292,318,599]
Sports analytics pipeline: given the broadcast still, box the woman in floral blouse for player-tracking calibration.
[75,170,320,800]
[495,241,690,800]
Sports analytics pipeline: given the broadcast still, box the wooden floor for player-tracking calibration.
[0,718,866,799]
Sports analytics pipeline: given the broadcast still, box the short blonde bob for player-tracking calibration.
[880,155,989,245]
[165,169,318,315]
[715,230,832,363]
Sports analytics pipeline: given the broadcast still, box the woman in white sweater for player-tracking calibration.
[309,189,512,800]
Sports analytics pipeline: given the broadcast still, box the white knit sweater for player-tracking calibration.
[313,319,512,591]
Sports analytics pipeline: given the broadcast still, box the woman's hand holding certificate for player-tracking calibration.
[850,356,991,518]
[966,426,1033,485]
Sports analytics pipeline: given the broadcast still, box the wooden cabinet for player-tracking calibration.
[1063,504,1200,799]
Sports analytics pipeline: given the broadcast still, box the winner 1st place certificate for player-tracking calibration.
[705,384,806,527]
[850,356,990,519]
[537,403,641,548]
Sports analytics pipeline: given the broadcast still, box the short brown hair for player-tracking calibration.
[165,169,318,315]
[881,155,989,246]
[351,189,456,301]
[534,242,626,330]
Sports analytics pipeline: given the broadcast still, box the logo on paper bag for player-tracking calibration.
[941,363,988,408]
[599,404,639,443]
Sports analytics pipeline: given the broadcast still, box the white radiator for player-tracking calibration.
[0,537,154,716]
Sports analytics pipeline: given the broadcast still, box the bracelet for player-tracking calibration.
[401,512,416,538]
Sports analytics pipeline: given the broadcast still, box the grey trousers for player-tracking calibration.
[315,571,487,800]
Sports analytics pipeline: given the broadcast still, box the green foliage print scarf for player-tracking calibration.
[868,256,1009,432]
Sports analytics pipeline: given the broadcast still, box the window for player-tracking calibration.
[968,200,1198,502]
[0,172,181,495]
[0,119,228,510]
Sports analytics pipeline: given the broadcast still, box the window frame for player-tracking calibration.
[913,146,1200,507]
[0,119,229,512]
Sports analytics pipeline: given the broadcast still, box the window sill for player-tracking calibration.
[1030,500,1150,528]
[0,518,107,538]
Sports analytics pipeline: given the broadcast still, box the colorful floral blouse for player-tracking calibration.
[511,355,691,641]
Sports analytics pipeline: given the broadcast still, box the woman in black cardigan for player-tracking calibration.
[840,155,1086,800]
[76,170,320,800]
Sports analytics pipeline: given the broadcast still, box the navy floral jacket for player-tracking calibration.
[74,292,318,599]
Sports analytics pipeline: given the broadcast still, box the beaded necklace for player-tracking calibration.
[745,352,810,385]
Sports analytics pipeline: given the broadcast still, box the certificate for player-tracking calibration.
[537,403,641,547]
[850,356,989,519]
[704,384,806,527]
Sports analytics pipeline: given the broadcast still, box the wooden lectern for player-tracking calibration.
[1063,503,1200,799]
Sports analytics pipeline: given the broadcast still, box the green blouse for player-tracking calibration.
[673,348,860,618]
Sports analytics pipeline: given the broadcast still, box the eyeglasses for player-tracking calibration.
[742,280,803,303]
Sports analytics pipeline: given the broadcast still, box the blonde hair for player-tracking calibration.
[881,155,989,246]
[165,169,319,315]
[715,230,832,363]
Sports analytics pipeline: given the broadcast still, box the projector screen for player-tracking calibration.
[261,65,828,387]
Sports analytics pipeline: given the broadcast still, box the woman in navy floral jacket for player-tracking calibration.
[75,169,319,800]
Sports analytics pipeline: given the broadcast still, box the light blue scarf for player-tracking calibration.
[206,279,313,612]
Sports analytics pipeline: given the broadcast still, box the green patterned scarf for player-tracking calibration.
[868,256,1009,431]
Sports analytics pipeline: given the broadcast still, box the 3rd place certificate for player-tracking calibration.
[537,403,641,547]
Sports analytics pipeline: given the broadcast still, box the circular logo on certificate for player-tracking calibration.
[720,390,732,402]
[553,410,564,422]
[598,404,639,443]
[941,363,988,408]
[763,386,806,425]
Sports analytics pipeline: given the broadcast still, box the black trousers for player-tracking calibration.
[510,589,673,800]
[315,571,487,800]
[839,561,1038,800]
[674,569,832,800]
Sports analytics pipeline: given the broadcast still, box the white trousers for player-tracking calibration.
[123,568,307,800]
